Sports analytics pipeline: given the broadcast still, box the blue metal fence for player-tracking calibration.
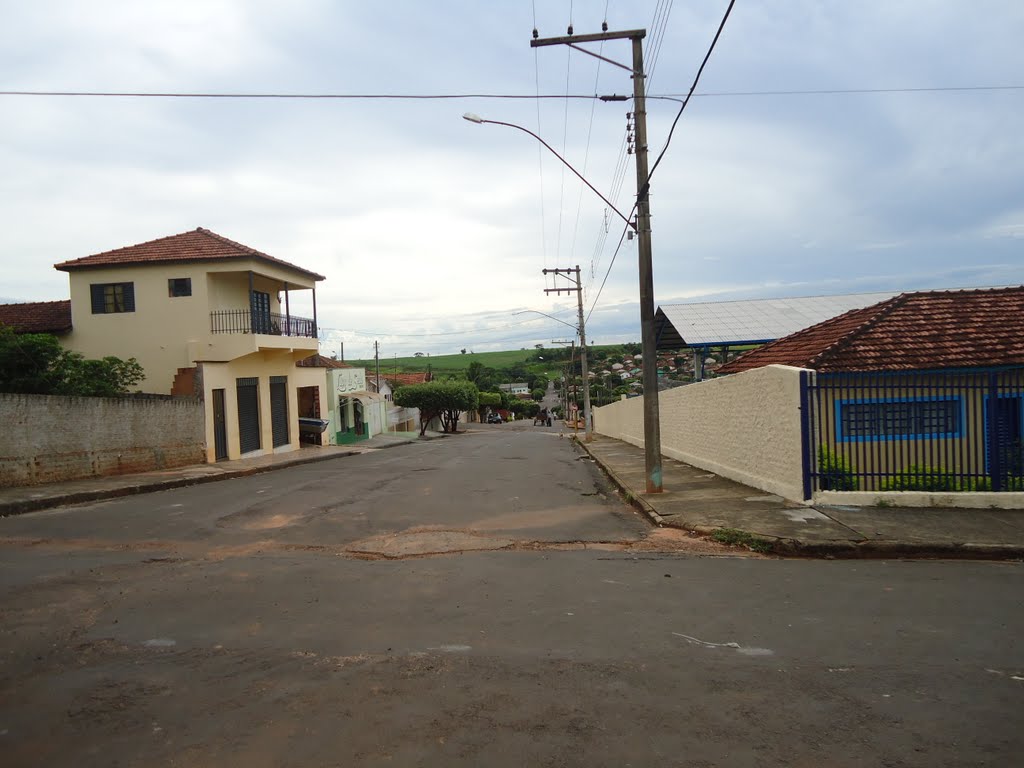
[801,368,1024,497]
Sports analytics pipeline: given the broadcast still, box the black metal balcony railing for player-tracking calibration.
[210,310,317,338]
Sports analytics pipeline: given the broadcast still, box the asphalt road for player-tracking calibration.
[1,425,1021,767]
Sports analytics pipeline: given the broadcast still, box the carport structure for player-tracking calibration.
[655,292,897,380]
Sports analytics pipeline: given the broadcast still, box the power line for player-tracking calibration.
[647,0,736,189]
[318,310,577,339]
[2,85,1019,99]
[666,84,1024,97]
[587,0,737,322]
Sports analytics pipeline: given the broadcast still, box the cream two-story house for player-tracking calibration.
[53,227,328,462]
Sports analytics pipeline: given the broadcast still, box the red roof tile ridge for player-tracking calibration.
[194,227,266,258]
[807,292,908,369]
[297,354,350,368]
[54,227,326,281]
[0,298,73,333]
[0,298,71,307]
[717,302,880,373]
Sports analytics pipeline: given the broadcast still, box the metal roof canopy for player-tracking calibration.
[655,292,900,349]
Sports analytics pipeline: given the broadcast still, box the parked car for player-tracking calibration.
[486,413,503,424]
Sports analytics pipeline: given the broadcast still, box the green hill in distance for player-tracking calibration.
[345,344,637,381]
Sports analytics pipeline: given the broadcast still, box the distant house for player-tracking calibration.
[298,355,386,444]
[11,227,330,463]
[368,371,432,433]
[720,286,1024,493]
[0,300,73,336]
[499,382,530,396]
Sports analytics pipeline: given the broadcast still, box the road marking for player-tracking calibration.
[672,632,774,656]
[143,638,176,647]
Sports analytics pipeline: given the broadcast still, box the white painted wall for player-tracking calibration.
[593,365,807,502]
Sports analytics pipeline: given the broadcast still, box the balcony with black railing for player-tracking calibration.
[210,309,317,338]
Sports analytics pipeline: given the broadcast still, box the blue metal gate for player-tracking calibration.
[801,368,1024,496]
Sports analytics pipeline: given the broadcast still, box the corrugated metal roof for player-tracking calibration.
[655,292,900,348]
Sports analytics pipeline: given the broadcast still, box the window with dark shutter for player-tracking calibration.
[89,282,136,314]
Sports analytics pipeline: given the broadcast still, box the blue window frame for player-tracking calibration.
[835,396,962,442]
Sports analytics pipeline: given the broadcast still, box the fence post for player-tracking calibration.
[799,369,814,501]
[988,371,1003,492]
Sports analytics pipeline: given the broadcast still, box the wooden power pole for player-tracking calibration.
[543,266,591,442]
[532,28,663,491]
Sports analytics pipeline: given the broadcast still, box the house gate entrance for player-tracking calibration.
[269,376,289,448]
[212,389,228,461]
[236,377,261,454]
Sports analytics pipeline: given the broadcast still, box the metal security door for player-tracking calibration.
[212,389,228,460]
[236,378,261,454]
[270,376,289,448]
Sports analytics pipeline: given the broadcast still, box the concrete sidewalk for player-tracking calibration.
[0,431,432,517]
[580,434,1024,559]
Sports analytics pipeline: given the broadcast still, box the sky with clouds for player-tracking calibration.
[1,1,1022,359]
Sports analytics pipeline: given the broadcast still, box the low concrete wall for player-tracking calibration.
[593,365,807,502]
[0,393,205,487]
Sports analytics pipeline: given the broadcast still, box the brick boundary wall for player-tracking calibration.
[0,393,205,487]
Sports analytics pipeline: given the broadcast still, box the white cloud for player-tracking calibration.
[1,1,1022,356]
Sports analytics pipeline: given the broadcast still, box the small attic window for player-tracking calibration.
[168,278,192,297]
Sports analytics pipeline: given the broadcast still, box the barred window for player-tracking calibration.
[839,398,960,440]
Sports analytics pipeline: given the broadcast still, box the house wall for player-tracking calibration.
[593,364,807,502]
[199,352,326,462]
[61,260,318,394]
[0,392,204,487]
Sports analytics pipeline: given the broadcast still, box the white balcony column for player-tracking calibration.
[284,282,291,336]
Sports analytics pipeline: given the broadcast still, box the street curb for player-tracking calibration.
[0,447,367,518]
[575,439,666,528]
[576,440,1024,561]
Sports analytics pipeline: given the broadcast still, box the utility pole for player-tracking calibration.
[543,265,591,442]
[374,340,380,393]
[532,28,663,492]
[551,339,574,423]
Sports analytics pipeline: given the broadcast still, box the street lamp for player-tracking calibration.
[512,309,577,330]
[464,78,661,491]
[463,113,635,233]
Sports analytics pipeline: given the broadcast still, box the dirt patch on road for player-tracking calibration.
[341,525,757,560]
[629,527,761,557]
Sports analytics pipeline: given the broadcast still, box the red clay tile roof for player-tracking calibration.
[384,372,431,387]
[0,300,72,334]
[54,228,325,281]
[718,286,1024,374]
[297,354,350,369]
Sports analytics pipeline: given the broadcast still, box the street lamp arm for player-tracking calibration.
[512,309,579,332]
[463,114,635,231]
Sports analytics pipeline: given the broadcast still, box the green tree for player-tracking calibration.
[393,380,479,436]
[0,326,144,396]
[477,390,502,420]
